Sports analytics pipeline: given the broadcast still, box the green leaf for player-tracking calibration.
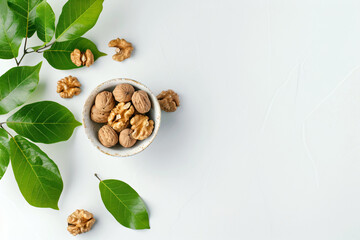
[43,37,106,70]
[10,135,63,209]
[0,127,9,150]
[7,101,81,144]
[0,142,9,180]
[99,179,150,229]
[0,0,25,59]
[7,0,43,38]
[55,0,104,42]
[35,1,55,43]
[0,128,8,140]
[0,63,41,115]
[0,128,9,180]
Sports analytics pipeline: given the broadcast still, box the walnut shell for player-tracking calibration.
[130,114,154,140]
[113,83,135,102]
[108,102,135,132]
[132,90,151,114]
[95,91,115,112]
[67,209,95,236]
[91,105,110,123]
[98,125,118,147]
[119,128,137,148]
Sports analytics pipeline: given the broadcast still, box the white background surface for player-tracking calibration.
[1,0,360,239]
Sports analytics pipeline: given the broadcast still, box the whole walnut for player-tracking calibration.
[95,91,115,112]
[132,90,151,114]
[67,209,95,236]
[98,125,118,147]
[108,102,135,132]
[119,128,137,148]
[113,83,135,102]
[130,114,154,140]
[157,90,180,112]
[70,49,94,67]
[91,106,110,123]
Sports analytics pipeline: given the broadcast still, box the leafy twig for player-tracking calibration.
[15,40,55,66]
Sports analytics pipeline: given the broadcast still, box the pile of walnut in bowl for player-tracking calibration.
[91,83,154,148]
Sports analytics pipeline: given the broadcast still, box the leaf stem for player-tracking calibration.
[27,41,55,54]
[94,173,102,182]
[37,41,55,53]
[0,124,14,138]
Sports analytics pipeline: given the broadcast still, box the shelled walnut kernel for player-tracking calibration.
[57,76,81,98]
[108,38,134,62]
[157,90,180,112]
[130,114,154,140]
[70,49,94,67]
[108,102,135,132]
[67,209,95,236]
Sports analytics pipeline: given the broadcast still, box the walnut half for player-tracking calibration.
[67,209,95,236]
[57,76,81,98]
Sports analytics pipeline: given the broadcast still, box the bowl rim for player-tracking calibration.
[82,78,161,157]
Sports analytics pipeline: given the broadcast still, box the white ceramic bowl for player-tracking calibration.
[82,78,161,157]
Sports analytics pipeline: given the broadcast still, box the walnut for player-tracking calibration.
[67,209,95,236]
[119,128,137,148]
[95,91,115,112]
[130,114,154,140]
[108,38,134,62]
[70,49,94,67]
[157,90,180,112]
[70,49,82,66]
[98,125,118,147]
[132,90,151,114]
[57,76,81,98]
[113,83,135,102]
[91,105,110,123]
[108,102,135,132]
